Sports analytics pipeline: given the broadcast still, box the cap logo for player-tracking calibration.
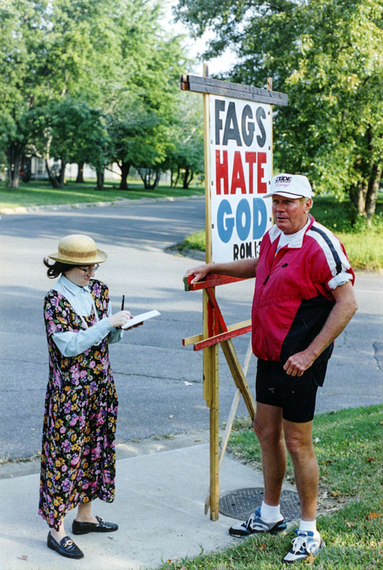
[275,175,293,185]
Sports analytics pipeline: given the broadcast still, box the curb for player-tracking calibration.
[0,429,214,481]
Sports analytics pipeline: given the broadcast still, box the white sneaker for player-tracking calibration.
[282,529,325,564]
[229,507,287,537]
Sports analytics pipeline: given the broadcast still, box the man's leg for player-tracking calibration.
[228,402,287,537]
[281,419,325,564]
[254,402,286,506]
[282,419,318,521]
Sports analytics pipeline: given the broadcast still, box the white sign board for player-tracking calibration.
[209,96,273,263]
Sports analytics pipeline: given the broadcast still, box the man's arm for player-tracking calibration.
[184,257,259,284]
[283,281,358,377]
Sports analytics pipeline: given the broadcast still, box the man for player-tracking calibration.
[185,174,358,564]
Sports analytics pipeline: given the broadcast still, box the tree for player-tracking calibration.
[164,94,204,189]
[104,0,188,190]
[175,0,383,218]
[0,0,48,187]
[28,98,107,188]
[0,0,122,188]
[1,0,189,191]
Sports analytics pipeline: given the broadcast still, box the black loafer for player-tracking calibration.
[47,532,84,559]
[72,515,118,535]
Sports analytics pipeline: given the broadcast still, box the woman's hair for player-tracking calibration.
[43,257,74,279]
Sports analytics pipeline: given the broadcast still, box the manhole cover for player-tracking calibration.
[219,488,300,521]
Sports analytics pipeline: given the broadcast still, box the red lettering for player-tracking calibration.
[245,152,256,194]
[257,152,267,193]
[215,150,229,195]
[230,151,246,195]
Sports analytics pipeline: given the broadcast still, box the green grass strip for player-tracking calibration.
[0,180,204,209]
[158,405,383,569]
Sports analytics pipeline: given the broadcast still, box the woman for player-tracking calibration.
[39,234,132,560]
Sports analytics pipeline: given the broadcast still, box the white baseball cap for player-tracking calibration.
[264,174,312,199]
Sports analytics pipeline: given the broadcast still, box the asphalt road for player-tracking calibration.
[0,197,382,461]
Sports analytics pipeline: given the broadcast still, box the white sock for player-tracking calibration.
[260,501,281,523]
[299,519,319,536]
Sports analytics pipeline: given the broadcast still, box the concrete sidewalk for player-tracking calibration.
[0,431,295,570]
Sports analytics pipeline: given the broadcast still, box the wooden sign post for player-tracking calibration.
[181,68,288,520]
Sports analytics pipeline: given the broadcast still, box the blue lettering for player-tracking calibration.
[236,199,251,241]
[253,198,267,239]
[217,200,234,243]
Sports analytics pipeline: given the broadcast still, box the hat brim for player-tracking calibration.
[262,191,307,199]
[48,249,108,265]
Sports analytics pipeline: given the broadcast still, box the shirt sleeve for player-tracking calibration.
[308,225,355,292]
[52,317,113,357]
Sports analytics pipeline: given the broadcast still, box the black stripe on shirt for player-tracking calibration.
[309,225,342,275]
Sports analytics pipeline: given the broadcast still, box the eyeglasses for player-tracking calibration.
[77,264,100,275]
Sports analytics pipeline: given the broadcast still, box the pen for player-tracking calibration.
[121,295,125,311]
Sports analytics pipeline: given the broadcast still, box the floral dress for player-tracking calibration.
[39,280,118,530]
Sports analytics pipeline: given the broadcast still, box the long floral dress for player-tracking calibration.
[39,280,118,530]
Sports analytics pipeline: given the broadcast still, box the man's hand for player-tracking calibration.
[183,258,259,285]
[284,281,358,377]
[183,264,212,284]
[283,349,316,377]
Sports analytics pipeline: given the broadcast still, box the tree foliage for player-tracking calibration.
[0,0,197,190]
[164,93,204,189]
[105,1,188,190]
[27,98,108,188]
[175,0,383,217]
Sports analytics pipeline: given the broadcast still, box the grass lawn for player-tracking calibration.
[0,179,204,209]
[158,405,383,569]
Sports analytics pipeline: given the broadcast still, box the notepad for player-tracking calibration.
[122,310,161,330]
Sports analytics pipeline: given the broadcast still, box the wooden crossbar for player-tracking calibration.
[193,322,252,351]
[184,273,243,291]
[182,319,251,347]
[180,74,288,106]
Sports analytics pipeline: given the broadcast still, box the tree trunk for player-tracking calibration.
[45,160,60,188]
[119,162,130,190]
[45,159,66,189]
[5,145,22,189]
[183,168,194,189]
[96,170,104,190]
[137,168,160,190]
[173,168,181,188]
[76,162,85,183]
[349,182,368,216]
[366,166,382,219]
[58,159,66,188]
[349,165,382,218]
[145,170,160,190]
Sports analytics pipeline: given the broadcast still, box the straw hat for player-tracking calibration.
[48,234,108,265]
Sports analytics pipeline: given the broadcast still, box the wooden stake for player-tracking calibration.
[204,339,254,514]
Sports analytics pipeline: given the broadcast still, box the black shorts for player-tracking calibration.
[255,358,328,423]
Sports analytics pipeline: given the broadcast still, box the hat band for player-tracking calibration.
[58,247,98,261]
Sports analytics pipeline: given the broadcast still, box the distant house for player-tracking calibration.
[22,156,120,182]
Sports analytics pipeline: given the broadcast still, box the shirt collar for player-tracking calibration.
[59,274,91,296]
[269,215,312,248]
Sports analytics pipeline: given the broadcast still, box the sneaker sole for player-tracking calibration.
[229,521,287,538]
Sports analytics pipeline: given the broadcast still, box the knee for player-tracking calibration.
[254,417,282,447]
[284,433,300,457]
[285,433,313,460]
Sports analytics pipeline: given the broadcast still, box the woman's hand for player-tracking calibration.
[108,310,133,329]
